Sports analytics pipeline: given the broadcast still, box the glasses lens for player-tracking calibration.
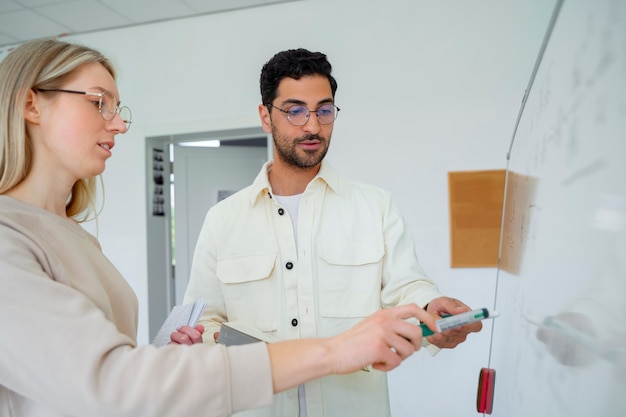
[119,106,132,131]
[286,105,309,126]
[99,91,116,120]
[316,104,337,125]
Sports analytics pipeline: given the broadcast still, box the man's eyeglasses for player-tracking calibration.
[266,103,340,126]
[36,88,132,131]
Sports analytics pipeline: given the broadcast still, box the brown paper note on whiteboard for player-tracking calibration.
[448,170,506,267]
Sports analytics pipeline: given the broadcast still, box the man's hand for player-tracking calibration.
[425,297,482,348]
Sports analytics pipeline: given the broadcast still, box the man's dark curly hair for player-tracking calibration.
[260,48,338,105]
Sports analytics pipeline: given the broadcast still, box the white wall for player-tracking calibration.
[25,0,555,415]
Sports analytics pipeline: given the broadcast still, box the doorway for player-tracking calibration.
[146,127,269,340]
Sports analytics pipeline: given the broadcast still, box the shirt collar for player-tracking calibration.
[248,160,341,206]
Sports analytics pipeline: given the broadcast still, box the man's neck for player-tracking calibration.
[268,160,321,196]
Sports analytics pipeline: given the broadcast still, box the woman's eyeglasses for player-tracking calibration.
[37,88,132,131]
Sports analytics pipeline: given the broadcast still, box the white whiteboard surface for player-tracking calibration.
[489,0,626,416]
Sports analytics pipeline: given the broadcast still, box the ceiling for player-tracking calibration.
[0,0,297,48]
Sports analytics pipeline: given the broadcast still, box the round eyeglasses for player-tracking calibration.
[266,103,340,126]
[37,88,133,131]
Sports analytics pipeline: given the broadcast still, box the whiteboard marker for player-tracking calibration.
[420,308,499,336]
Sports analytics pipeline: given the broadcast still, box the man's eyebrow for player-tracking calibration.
[279,97,334,107]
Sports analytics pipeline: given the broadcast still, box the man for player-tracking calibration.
[184,48,481,417]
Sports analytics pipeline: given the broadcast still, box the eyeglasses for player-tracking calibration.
[266,103,340,126]
[37,88,132,131]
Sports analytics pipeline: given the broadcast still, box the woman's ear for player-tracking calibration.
[24,89,41,124]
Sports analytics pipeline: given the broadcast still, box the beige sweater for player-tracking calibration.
[0,196,272,417]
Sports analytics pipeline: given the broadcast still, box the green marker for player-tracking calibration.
[420,308,499,336]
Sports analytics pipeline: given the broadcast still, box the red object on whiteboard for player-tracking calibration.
[477,368,495,414]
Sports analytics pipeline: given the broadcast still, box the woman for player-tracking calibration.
[0,39,435,417]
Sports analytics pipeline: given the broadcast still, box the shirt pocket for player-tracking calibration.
[216,253,278,332]
[317,238,384,318]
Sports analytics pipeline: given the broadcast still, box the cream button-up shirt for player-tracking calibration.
[184,161,442,417]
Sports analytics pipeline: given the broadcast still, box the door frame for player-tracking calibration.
[145,127,270,340]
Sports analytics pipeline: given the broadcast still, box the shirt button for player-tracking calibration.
[291,318,298,327]
[285,262,293,270]
[278,208,285,215]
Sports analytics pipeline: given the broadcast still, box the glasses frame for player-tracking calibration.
[36,88,132,131]
[266,103,340,126]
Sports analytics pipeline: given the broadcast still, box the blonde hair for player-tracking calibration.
[0,39,116,222]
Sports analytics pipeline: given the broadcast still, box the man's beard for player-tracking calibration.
[272,127,330,169]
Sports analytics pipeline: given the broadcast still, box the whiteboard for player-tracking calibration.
[489,0,626,416]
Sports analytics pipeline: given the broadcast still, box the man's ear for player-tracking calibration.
[258,103,272,134]
[23,89,41,124]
